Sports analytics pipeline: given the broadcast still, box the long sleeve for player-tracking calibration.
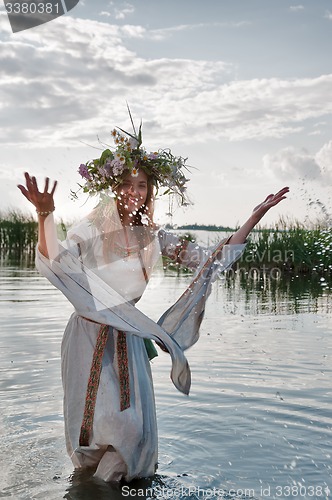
[36,243,191,394]
[157,233,246,350]
[158,229,206,268]
[158,229,246,272]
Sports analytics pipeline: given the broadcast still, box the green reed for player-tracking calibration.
[0,210,69,266]
[240,217,332,274]
[0,210,38,263]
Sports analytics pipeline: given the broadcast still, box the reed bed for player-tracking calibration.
[240,218,332,275]
[0,210,69,266]
[175,218,332,277]
[1,212,331,275]
[0,210,38,264]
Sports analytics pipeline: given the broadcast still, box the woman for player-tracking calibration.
[18,122,289,482]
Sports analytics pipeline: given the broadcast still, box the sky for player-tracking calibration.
[1,0,332,228]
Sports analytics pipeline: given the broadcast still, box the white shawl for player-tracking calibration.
[36,214,245,395]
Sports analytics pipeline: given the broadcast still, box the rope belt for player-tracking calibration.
[79,320,130,447]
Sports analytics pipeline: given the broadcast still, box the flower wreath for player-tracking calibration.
[73,110,191,208]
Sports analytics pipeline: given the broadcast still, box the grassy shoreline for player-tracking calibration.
[1,211,331,275]
[240,225,331,274]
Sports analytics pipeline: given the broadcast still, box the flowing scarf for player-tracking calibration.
[36,225,245,395]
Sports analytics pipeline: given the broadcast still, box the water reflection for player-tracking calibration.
[0,265,331,500]
[220,269,332,315]
[1,261,331,314]
[64,472,180,500]
[64,472,248,500]
[64,467,126,500]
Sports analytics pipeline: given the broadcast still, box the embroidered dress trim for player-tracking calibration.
[79,324,131,446]
[79,324,109,446]
[117,331,130,411]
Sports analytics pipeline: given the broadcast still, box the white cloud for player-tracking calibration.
[99,2,135,20]
[114,3,135,20]
[1,16,332,150]
[263,147,320,181]
[325,10,332,20]
[314,121,327,128]
[99,11,111,17]
[147,21,251,41]
[263,141,332,184]
[315,140,332,179]
[289,5,304,12]
[308,130,322,136]
[161,75,332,142]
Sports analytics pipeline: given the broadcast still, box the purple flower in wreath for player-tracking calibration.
[78,164,91,180]
[111,159,125,176]
[104,160,112,175]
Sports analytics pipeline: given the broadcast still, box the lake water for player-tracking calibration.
[0,264,331,500]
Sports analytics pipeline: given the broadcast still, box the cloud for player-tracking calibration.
[0,16,231,146]
[164,75,332,142]
[289,5,304,12]
[99,2,135,20]
[325,10,332,20]
[263,141,332,184]
[146,21,251,41]
[315,140,332,178]
[99,11,111,17]
[114,3,135,20]
[1,15,332,149]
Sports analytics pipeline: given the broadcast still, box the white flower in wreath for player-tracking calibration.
[128,137,139,150]
[131,167,139,177]
[115,152,126,164]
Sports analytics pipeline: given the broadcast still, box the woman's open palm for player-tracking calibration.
[252,186,289,222]
[17,172,57,212]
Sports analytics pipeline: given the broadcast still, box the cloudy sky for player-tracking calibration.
[1,0,332,227]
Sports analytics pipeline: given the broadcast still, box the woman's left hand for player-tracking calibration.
[227,186,290,245]
[251,186,289,224]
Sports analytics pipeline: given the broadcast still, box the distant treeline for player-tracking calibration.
[168,223,235,232]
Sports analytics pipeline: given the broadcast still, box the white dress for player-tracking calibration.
[36,216,246,482]
[61,220,161,482]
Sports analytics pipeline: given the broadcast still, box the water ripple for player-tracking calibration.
[0,270,331,499]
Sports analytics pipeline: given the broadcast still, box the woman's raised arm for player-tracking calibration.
[17,172,57,258]
[228,186,289,245]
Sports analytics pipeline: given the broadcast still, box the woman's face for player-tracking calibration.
[116,169,148,214]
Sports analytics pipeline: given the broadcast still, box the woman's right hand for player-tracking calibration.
[17,172,57,213]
